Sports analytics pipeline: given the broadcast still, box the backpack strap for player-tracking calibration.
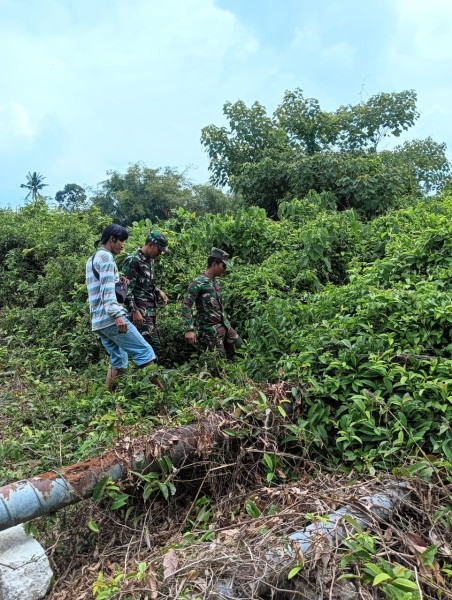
[91,252,100,280]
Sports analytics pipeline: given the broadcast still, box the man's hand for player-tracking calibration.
[132,309,143,329]
[185,331,197,344]
[159,290,168,308]
[119,275,129,285]
[115,316,128,334]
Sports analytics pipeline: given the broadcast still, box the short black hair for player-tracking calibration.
[207,256,223,268]
[96,224,129,247]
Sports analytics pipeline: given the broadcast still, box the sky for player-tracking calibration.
[1,0,451,207]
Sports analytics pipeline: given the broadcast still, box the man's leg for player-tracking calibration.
[141,315,162,357]
[225,326,243,358]
[106,317,163,390]
[98,329,128,391]
[105,367,129,391]
[136,360,163,390]
[106,367,119,389]
[198,329,222,353]
[199,325,227,358]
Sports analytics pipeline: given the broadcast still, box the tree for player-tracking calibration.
[92,163,241,225]
[91,164,192,225]
[20,171,48,200]
[55,184,87,211]
[390,137,451,193]
[188,184,244,215]
[201,89,450,218]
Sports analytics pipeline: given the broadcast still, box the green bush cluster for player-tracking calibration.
[1,192,451,472]
[0,199,110,364]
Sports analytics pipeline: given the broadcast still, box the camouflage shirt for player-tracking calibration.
[122,249,161,316]
[181,273,231,333]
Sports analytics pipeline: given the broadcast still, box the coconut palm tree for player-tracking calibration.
[20,171,48,200]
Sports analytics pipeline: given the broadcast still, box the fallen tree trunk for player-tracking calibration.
[0,411,230,532]
[208,483,410,599]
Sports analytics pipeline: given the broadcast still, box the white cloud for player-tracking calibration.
[0,101,34,152]
[0,0,261,198]
[395,0,452,59]
[291,25,355,69]
[0,0,451,205]
[0,102,33,136]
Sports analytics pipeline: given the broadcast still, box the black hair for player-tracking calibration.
[207,256,223,268]
[95,224,129,248]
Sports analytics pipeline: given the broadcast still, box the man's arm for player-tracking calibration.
[182,280,199,342]
[215,280,232,329]
[97,254,127,332]
[158,289,168,307]
[122,256,139,312]
[122,255,145,328]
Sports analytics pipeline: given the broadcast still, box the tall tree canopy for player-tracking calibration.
[20,171,48,201]
[55,183,87,211]
[201,89,450,217]
[91,163,240,225]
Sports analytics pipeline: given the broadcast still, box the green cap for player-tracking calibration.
[146,231,169,253]
[210,247,231,267]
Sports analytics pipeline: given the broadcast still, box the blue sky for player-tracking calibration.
[1,0,451,207]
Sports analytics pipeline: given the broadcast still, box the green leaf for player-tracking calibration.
[421,544,438,565]
[92,475,110,501]
[277,405,287,417]
[110,493,129,510]
[158,482,169,500]
[373,572,392,586]
[246,499,261,518]
[364,562,382,575]
[288,566,302,579]
[262,453,274,470]
[125,506,134,522]
[392,578,419,591]
[258,390,267,403]
[343,515,362,531]
[88,520,99,533]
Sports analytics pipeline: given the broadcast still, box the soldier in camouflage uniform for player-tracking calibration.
[182,248,243,355]
[122,231,169,356]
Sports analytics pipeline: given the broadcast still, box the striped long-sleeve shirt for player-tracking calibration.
[86,248,126,331]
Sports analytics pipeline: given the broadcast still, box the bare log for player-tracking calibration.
[208,483,410,599]
[0,411,231,532]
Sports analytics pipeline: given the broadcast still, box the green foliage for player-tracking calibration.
[339,530,421,600]
[55,183,87,211]
[0,199,109,366]
[276,89,419,153]
[132,456,177,502]
[93,477,129,510]
[2,189,452,482]
[93,561,148,599]
[20,171,48,201]
[91,162,241,225]
[3,105,452,598]
[202,88,450,217]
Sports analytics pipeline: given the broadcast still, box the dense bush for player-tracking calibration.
[1,192,451,472]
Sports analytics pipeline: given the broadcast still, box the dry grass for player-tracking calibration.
[40,460,451,600]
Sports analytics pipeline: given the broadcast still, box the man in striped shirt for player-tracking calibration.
[86,224,161,391]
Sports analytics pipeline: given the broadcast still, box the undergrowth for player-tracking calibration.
[1,193,452,597]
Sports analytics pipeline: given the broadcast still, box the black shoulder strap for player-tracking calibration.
[91,252,100,280]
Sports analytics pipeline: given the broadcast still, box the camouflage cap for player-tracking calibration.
[210,247,231,267]
[146,231,169,253]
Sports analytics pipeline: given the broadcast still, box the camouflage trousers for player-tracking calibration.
[129,306,161,356]
[198,324,243,357]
